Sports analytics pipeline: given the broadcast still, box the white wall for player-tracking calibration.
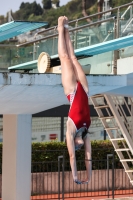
[117,56,133,74]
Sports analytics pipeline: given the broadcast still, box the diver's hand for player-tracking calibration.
[81,180,89,184]
[74,178,89,184]
[74,179,82,184]
[81,178,89,184]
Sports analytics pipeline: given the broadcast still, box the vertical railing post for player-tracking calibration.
[112,153,115,199]
[60,116,64,142]
[107,154,113,198]
[58,155,64,200]
[113,19,117,75]
[74,20,78,49]
[116,8,120,38]
[10,48,11,67]
[58,156,61,200]
[62,154,64,200]
[33,42,36,60]
[113,7,120,75]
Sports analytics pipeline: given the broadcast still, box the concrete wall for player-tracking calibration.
[31,169,132,195]
[0,169,131,197]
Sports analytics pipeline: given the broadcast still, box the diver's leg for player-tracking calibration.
[64,16,89,93]
[58,16,77,95]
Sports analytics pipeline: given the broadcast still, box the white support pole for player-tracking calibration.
[2,114,32,200]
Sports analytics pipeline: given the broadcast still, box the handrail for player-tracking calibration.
[35,1,133,36]
[120,5,133,34]
[122,18,133,33]
[121,5,132,19]
[17,16,115,47]
[0,44,16,47]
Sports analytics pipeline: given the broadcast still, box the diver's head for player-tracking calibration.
[74,127,87,151]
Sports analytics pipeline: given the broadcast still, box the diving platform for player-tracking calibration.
[75,35,133,56]
[0,72,133,114]
[0,20,48,42]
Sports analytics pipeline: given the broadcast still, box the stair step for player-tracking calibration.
[125,170,133,172]
[111,138,125,141]
[91,95,104,98]
[95,105,109,109]
[120,159,133,162]
[115,148,130,152]
[105,127,119,130]
[99,116,114,120]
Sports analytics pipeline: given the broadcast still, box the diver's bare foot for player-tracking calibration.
[64,16,69,31]
[57,16,65,32]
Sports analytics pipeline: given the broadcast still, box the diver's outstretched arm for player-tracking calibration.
[83,135,92,183]
[65,119,77,181]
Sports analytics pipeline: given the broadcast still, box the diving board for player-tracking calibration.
[8,34,133,72]
[0,20,48,42]
[8,60,38,71]
[75,34,133,56]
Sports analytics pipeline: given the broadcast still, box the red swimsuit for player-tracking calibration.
[67,82,91,131]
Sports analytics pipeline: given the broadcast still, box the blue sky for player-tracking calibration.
[0,0,71,16]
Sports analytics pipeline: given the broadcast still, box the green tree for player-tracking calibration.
[20,2,25,9]
[31,1,43,15]
[0,15,6,24]
[52,0,60,7]
[111,0,132,8]
[42,0,52,9]
[13,1,43,20]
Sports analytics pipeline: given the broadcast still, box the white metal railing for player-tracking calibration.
[17,2,133,47]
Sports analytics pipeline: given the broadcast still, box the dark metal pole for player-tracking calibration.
[58,155,64,200]
[58,157,60,200]
[104,130,106,140]
[61,116,64,142]
[62,154,64,200]
[107,154,113,198]
[107,155,109,198]
[112,153,115,199]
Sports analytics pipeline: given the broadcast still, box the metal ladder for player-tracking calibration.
[90,94,133,184]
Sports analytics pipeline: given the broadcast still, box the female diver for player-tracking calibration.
[58,16,92,184]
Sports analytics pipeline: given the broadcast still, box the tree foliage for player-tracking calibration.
[1,0,133,26]
[42,0,52,9]
[111,0,130,8]
[52,0,60,7]
[13,1,43,20]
